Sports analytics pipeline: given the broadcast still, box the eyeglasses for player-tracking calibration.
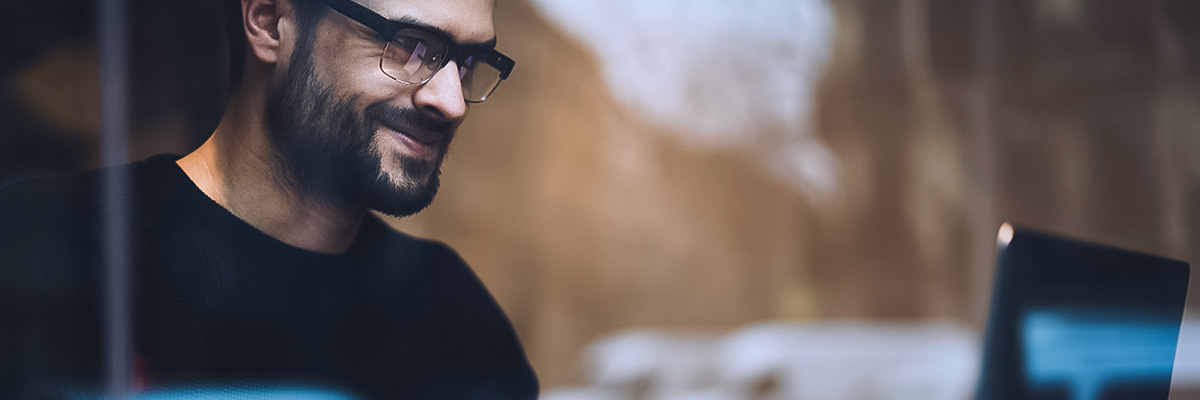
[317,0,515,103]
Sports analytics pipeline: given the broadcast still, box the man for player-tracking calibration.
[0,0,535,398]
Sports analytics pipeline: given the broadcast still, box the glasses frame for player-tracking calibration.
[316,0,516,103]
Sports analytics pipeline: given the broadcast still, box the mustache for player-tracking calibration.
[363,103,455,144]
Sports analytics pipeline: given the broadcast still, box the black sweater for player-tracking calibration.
[0,154,537,399]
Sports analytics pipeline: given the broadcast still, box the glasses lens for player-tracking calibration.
[459,54,504,102]
[380,29,448,84]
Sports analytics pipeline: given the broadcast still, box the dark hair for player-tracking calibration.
[223,0,329,90]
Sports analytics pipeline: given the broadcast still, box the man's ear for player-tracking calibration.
[242,0,294,64]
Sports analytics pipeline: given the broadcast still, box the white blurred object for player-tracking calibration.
[543,322,979,400]
[717,322,978,400]
[590,330,722,398]
[1168,313,1200,391]
[538,388,625,400]
[529,0,839,202]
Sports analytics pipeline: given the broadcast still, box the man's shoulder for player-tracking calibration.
[361,220,490,299]
[0,169,99,205]
[0,169,105,234]
[365,221,505,305]
[0,156,178,227]
[361,219,539,397]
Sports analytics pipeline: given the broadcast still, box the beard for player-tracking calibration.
[263,32,453,218]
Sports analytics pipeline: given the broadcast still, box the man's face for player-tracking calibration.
[265,0,496,218]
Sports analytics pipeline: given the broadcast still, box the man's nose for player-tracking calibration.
[412,61,468,121]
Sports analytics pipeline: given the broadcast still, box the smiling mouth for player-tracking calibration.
[382,121,446,145]
[382,124,444,160]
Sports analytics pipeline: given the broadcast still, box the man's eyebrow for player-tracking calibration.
[392,15,498,49]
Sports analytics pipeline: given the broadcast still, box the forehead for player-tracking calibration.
[355,0,496,44]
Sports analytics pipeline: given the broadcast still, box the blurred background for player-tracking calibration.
[6,0,1200,398]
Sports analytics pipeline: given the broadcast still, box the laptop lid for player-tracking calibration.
[975,224,1190,400]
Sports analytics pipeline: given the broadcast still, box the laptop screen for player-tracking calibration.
[976,225,1190,400]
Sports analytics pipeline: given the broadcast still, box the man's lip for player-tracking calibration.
[385,125,439,159]
[381,121,447,145]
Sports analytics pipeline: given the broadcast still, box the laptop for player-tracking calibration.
[975,224,1191,400]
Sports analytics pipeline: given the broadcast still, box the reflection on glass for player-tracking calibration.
[1023,310,1178,400]
[82,386,358,400]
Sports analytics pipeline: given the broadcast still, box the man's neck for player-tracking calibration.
[177,94,366,254]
